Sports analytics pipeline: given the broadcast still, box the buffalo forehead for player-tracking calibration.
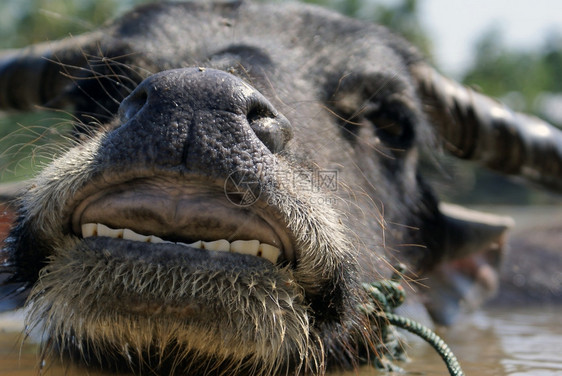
[109,2,413,96]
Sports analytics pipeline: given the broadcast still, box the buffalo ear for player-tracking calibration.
[412,63,562,192]
[438,203,514,262]
[423,204,513,325]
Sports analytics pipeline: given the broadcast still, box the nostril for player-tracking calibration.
[119,87,149,123]
[247,103,293,154]
[247,103,272,125]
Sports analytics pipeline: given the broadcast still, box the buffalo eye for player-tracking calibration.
[336,100,416,151]
[364,104,415,150]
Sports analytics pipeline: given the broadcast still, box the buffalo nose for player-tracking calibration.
[118,68,293,154]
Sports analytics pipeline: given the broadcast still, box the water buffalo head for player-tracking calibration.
[1,2,561,375]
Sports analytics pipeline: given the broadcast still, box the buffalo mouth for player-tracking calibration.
[23,173,356,373]
[70,177,295,267]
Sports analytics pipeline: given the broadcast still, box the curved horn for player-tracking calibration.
[413,63,562,191]
[0,32,102,111]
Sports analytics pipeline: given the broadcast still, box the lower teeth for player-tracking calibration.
[81,223,281,263]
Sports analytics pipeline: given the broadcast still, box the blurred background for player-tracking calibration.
[0,0,562,205]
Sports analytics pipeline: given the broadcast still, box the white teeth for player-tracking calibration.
[177,240,203,249]
[202,239,230,252]
[258,243,281,264]
[123,229,150,242]
[148,235,167,243]
[80,223,281,263]
[82,223,98,237]
[231,240,260,255]
[98,224,124,238]
[188,240,202,249]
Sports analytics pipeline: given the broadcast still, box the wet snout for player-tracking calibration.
[107,68,293,172]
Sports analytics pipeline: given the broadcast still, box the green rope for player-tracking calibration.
[362,266,465,376]
[384,312,464,376]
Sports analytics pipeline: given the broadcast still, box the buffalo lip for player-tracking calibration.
[69,177,295,264]
[77,236,283,317]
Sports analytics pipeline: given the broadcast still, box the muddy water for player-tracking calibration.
[1,307,561,375]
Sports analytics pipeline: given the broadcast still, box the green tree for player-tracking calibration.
[0,0,143,48]
[543,33,562,93]
[462,27,562,115]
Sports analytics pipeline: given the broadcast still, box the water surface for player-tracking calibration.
[1,307,561,375]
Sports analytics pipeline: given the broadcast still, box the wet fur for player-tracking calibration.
[14,132,371,374]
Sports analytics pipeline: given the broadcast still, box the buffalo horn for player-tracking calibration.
[413,63,562,191]
[0,33,102,111]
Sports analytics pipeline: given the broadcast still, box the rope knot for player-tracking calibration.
[360,264,465,376]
